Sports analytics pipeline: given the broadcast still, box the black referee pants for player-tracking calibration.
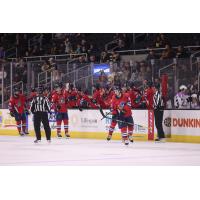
[154,109,165,139]
[33,112,51,140]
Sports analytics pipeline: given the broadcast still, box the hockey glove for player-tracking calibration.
[10,112,15,117]
[56,104,61,110]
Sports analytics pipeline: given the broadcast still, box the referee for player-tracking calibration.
[30,85,51,143]
[153,83,165,142]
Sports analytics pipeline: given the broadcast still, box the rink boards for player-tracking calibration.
[0,109,200,143]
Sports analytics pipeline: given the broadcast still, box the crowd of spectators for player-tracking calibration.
[1,33,200,108]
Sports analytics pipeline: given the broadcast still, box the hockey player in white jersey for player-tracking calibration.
[174,85,190,109]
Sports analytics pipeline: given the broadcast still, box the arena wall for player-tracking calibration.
[0,109,200,143]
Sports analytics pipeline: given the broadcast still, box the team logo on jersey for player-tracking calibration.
[164,117,171,127]
[17,100,22,107]
[59,97,65,104]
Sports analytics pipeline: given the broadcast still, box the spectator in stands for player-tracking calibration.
[146,49,158,60]
[75,44,82,54]
[130,69,138,82]
[145,65,152,80]
[109,51,120,62]
[89,55,96,63]
[121,62,131,81]
[58,43,65,54]
[41,60,50,72]
[191,94,199,109]
[64,37,71,54]
[98,70,108,87]
[115,38,125,51]
[81,39,87,47]
[51,43,57,55]
[154,35,162,48]
[160,44,175,60]
[32,45,40,56]
[176,45,190,58]
[114,72,122,86]
[160,33,170,46]
[100,51,109,63]
[81,46,87,54]
[87,44,96,56]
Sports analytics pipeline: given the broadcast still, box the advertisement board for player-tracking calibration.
[68,109,149,135]
[0,109,200,143]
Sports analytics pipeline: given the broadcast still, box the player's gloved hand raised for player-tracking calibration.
[78,107,83,112]
[25,109,30,115]
[10,112,15,117]
[56,105,61,110]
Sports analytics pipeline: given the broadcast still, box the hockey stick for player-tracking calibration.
[99,107,134,126]
[100,109,112,120]
[99,108,145,138]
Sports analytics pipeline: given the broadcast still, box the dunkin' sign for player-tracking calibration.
[173,118,200,128]
[163,110,200,136]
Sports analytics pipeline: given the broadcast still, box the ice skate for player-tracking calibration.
[34,139,41,143]
[106,135,112,141]
[19,131,25,136]
[57,133,62,138]
[65,133,70,138]
[124,140,129,145]
[128,135,134,143]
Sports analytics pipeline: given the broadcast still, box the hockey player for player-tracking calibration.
[143,81,155,110]
[67,83,78,108]
[107,86,134,145]
[51,83,70,138]
[92,83,107,108]
[102,85,114,109]
[77,87,97,110]
[128,82,146,109]
[8,87,29,136]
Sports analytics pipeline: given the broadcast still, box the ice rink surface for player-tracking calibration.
[0,135,200,166]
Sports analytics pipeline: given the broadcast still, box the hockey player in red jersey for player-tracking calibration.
[107,86,134,145]
[67,83,78,108]
[92,83,107,108]
[128,82,146,109]
[51,83,70,138]
[8,87,29,136]
[143,81,155,109]
[102,85,114,109]
[77,87,97,110]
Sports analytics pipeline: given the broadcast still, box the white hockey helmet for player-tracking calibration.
[191,94,197,98]
[179,85,187,90]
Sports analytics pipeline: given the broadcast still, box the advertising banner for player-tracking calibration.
[68,109,149,134]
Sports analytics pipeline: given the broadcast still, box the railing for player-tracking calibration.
[109,45,200,55]
[158,59,176,78]
[105,39,119,51]
[8,53,88,62]
[38,67,55,88]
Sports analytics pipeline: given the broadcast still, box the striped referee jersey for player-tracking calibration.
[153,91,164,109]
[30,95,51,113]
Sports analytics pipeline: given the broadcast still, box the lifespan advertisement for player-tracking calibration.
[68,109,149,134]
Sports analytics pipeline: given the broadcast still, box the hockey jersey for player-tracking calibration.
[8,94,27,114]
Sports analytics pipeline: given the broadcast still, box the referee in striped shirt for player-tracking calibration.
[153,83,165,142]
[30,85,51,143]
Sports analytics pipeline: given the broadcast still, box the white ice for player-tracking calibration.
[0,135,200,166]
